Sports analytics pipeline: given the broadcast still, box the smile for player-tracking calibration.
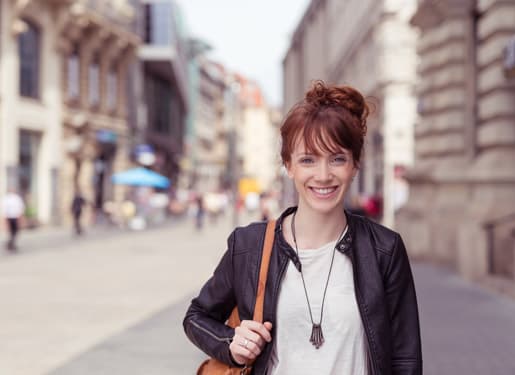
[309,186,338,196]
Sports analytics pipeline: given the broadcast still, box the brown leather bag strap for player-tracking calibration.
[226,220,276,328]
[252,220,276,322]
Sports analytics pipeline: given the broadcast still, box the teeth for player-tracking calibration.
[313,187,335,195]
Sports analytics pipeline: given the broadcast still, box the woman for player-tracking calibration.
[183,81,422,374]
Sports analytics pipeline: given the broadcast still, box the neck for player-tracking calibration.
[288,204,347,250]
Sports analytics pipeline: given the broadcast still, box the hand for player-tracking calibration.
[229,320,273,366]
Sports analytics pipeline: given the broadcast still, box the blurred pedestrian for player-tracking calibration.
[2,188,25,252]
[121,199,136,228]
[184,81,421,374]
[71,190,86,235]
[195,194,205,230]
[259,192,273,221]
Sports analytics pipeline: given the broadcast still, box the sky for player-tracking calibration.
[175,0,311,108]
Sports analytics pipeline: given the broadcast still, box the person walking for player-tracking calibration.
[71,190,86,235]
[195,194,205,231]
[183,81,422,374]
[2,188,25,252]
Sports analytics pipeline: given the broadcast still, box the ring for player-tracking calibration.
[242,339,249,348]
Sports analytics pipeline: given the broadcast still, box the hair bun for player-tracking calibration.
[305,80,369,126]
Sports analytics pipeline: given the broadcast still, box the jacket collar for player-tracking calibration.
[275,206,355,271]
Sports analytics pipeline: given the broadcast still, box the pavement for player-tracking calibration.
[1,214,515,374]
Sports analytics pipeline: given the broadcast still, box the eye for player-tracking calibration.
[299,157,315,164]
[332,155,348,164]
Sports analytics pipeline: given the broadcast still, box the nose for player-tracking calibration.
[315,161,332,181]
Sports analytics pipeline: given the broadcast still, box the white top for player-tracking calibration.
[268,231,368,375]
[2,193,25,219]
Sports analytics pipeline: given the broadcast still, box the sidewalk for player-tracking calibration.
[0,216,184,258]
[3,214,515,374]
[415,263,515,375]
[0,211,254,375]
[48,263,515,375]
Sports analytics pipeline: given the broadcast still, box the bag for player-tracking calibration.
[197,220,277,375]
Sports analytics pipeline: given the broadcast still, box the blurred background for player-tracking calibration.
[0,0,514,374]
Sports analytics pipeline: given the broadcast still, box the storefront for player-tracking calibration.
[93,130,117,212]
[18,130,41,218]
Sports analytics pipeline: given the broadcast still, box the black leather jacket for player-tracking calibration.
[184,207,422,374]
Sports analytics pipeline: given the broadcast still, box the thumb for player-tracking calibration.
[263,321,273,331]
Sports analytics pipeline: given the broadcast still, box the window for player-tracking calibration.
[19,20,40,98]
[89,55,100,106]
[107,66,117,110]
[67,46,80,101]
[144,2,173,45]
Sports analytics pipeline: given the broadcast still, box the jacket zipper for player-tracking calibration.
[190,320,232,344]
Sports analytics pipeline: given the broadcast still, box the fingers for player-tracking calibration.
[229,333,260,364]
[239,320,273,342]
[229,320,273,364]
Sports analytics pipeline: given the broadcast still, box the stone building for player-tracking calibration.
[282,0,419,227]
[398,0,515,285]
[189,58,229,193]
[138,0,189,183]
[238,78,280,194]
[182,54,280,202]
[59,1,139,223]
[0,0,139,225]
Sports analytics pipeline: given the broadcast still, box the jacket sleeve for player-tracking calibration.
[183,229,241,367]
[385,233,423,375]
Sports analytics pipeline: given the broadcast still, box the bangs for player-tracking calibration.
[280,81,367,166]
[299,109,354,155]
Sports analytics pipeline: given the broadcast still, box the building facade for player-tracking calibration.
[0,0,139,226]
[239,78,280,193]
[282,0,418,227]
[59,0,139,223]
[138,0,189,184]
[398,0,515,284]
[190,58,229,193]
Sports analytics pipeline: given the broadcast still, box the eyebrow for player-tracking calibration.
[295,150,351,157]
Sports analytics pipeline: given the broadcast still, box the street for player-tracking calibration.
[1,216,515,375]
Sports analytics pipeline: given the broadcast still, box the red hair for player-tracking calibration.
[280,81,369,167]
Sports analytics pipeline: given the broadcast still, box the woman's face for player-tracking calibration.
[287,138,357,216]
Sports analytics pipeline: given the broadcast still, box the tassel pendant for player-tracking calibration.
[309,323,324,349]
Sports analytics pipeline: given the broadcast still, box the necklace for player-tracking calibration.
[290,211,347,349]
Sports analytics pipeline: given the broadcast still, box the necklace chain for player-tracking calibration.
[290,211,347,349]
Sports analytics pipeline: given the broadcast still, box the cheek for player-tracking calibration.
[285,164,294,179]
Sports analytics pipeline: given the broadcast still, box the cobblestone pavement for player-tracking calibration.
[2,216,515,375]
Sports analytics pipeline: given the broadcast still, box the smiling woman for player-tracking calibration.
[280,81,368,219]
[184,81,422,375]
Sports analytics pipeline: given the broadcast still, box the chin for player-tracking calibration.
[304,197,345,215]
